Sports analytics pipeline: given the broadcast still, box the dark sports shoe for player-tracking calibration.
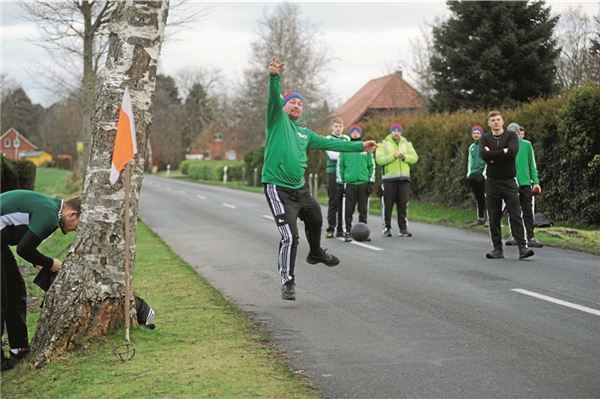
[306,249,340,266]
[505,237,517,246]
[325,231,334,239]
[383,228,392,237]
[486,249,504,259]
[281,282,296,301]
[335,231,344,238]
[519,247,535,259]
[344,232,353,242]
[527,237,544,248]
[5,347,29,370]
[399,230,412,237]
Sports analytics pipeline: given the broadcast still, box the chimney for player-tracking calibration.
[395,69,403,78]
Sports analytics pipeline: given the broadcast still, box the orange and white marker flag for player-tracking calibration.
[110,87,137,185]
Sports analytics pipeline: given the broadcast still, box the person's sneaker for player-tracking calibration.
[6,347,29,369]
[335,231,344,238]
[325,231,334,239]
[383,228,392,237]
[486,249,504,259]
[505,237,517,246]
[519,247,535,259]
[306,249,340,266]
[468,218,486,227]
[281,281,296,301]
[399,230,412,237]
[527,237,544,248]
[344,232,353,242]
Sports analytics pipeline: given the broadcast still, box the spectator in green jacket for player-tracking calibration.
[325,117,349,239]
[375,123,418,238]
[505,123,544,248]
[262,57,377,301]
[466,125,487,226]
[337,125,375,242]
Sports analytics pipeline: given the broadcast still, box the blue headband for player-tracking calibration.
[283,91,304,105]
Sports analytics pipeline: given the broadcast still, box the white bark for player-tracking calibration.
[31,0,170,368]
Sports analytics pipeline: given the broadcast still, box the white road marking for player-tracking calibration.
[511,288,600,317]
[337,237,383,251]
[196,194,206,200]
[262,214,274,221]
[223,203,237,209]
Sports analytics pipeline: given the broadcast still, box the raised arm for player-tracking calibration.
[266,57,285,131]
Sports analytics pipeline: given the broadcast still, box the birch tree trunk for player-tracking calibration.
[31,0,170,368]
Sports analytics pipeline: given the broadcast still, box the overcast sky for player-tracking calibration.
[2,1,599,108]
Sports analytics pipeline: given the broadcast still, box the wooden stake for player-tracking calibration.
[123,163,132,343]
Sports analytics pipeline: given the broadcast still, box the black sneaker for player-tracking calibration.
[6,347,29,369]
[519,247,535,259]
[486,249,504,259]
[335,231,344,238]
[399,230,412,237]
[281,282,296,301]
[527,238,544,248]
[344,232,353,242]
[306,249,340,266]
[383,228,392,237]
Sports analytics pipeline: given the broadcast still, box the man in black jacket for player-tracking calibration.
[479,111,534,260]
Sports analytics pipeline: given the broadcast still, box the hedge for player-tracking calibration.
[181,160,245,182]
[0,156,37,192]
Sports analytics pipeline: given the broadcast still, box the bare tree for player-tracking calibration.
[407,21,440,102]
[556,6,597,90]
[30,0,170,367]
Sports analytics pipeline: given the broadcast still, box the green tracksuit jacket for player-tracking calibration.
[325,133,351,174]
[515,138,539,186]
[337,149,375,185]
[467,141,486,177]
[261,74,363,189]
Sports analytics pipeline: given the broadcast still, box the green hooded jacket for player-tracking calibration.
[467,141,486,176]
[261,74,363,189]
[337,150,375,184]
[375,134,418,181]
[515,138,539,186]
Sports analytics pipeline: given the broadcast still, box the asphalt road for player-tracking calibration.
[140,176,600,399]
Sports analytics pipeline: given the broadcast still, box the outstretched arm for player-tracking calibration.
[267,57,285,131]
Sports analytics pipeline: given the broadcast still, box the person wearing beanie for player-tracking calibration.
[263,57,377,301]
[337,125,375,242]
[324,117,350,239]
[466,124,487,226]
[505,124,543,248]
[375,122,418,237]
[479,111,534,260]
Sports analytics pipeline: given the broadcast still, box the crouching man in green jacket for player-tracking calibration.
[376,123,418,238]
[262,57,377,301]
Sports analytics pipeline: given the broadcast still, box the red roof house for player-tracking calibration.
[332,71,425,127]
[1,128,39,161]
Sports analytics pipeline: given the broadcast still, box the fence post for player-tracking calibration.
[308,173,314,196]
[242,167,246,184]
[313,173,319,198]
[223,166,228,185]
[166,164,171,177]
[253,168,258,186]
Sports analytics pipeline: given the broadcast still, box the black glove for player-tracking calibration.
[367,182,375,194]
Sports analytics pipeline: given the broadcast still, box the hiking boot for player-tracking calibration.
[527,237,544,248]
[486,249,504,259]
[399,230,412,237]
[281,282,296,301]
[344,232,353,242]
[519,247,535,259]
[335,231,344,238]
[505,237,517,246]
[306,249,340,266]
[325,231,334,239]
[383,228,392,237]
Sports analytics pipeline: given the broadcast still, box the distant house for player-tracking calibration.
[331,71,425,127]
[189,126,247,161]
[1,128,39,161]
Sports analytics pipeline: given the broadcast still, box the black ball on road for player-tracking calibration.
[351,222,370,242]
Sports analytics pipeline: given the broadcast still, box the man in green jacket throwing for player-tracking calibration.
[263,57,377,301]
[375,123,418,237]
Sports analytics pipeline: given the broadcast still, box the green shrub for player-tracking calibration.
[244,147,264,186]
[185,160,245,182]
[0,155,19,192]
[14,159,37,190]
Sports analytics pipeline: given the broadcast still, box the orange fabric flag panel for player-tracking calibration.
[110,87,137,185]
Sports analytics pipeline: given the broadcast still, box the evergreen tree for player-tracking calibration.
[0,87,43,143]
[181,82,213,157]
[429,1,560,112]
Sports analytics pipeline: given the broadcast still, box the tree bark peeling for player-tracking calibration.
[30,0,169,368]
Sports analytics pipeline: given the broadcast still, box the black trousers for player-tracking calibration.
[344,183,369,233]
[264,183,323,285]
[467,173,486,219]
[486,178,526,249]
[326,173,344,233]
[1,226,30,350]
[518,185,535,240]
[382,180,410,231]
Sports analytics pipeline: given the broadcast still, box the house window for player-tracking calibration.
[4,139,11,147]
[13,137,20,147]
[213,132,223,142]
